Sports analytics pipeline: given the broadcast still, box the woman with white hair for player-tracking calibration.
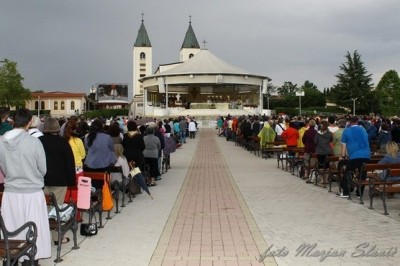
[27,115,43,138]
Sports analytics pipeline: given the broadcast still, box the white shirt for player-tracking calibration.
[188,121,197,132]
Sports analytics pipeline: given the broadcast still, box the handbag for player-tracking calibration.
[48,203,74,222]
[80,222,98,236]
[102,173,114,211]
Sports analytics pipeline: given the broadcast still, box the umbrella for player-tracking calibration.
[132,172,153,199]
[163,136,177,155]
[128,162,153,199]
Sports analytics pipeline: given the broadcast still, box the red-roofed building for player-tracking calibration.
[26,91,88,117]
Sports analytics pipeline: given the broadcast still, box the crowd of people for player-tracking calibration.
[217,113,400,198]
[0,106,198,265]
[3,105,400,264]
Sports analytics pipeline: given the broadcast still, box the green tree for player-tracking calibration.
[300,80,325,107]
[330,51,373,114]
[0,59,31,108]
[277,81,298,97]
[376,70,400,106]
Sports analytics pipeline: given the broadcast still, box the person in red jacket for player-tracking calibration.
[281,121,299,148]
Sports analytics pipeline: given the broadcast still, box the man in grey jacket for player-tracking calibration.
[0,108,51,265]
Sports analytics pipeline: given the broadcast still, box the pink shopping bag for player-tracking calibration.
[77,176,91,210]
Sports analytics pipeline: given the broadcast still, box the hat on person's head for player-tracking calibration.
[42,117,60,133]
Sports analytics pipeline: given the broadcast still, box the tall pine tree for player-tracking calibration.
[331,51,373,113]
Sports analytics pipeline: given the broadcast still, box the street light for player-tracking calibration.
[37,95,40,117]
[296,89,305,116]
[351,98,357,116]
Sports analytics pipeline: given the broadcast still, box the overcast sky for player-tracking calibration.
[1,0,399,99]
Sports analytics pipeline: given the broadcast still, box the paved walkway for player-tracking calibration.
[41,128,400,266]
[150,129,273,266]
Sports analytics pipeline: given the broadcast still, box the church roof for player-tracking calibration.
[134,20,152,47]
[143,49,269,80]
[181,22,200,49]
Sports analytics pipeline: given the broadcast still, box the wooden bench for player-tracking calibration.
[326,156,346,192]
[286,147,305,175]
[311,155,340,188]
[261,140,286,160]
[45,192,79,263]
[351,161,400,204]
[248,136,261,156]
[0,194,37,266]
[369,168,400,215]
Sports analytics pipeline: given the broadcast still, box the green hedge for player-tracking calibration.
[273,106,347,117]
[83,109,130,119]
[381,107,400,117]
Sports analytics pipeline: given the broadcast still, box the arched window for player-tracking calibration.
[70,101,75,110]
[41,101,45,110]
[35,101,39,110]
[140,52,146,59]
[189,53,194,59]
[61,101,65,110]
[54,101,58,110]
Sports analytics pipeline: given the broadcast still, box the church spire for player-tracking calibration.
[181,15,200,49]
[134,13,152,47]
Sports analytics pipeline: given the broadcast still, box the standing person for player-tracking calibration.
[390,120,400,144]
[173,119,180,137]
[217,116,224,136]
[122,120,146,171]
[338,116,371,198]
[76,116,89,139]
[164,119,172,137]
[274,117,286,141]
[59,115,78,137]
[302,119,317,182]
[314,121,333,186]
[188,118,197,139]
[281,122,299,148]
[257,120,276,157]
[0,107,13,135]
[332,119,346,157]
[377,123,392,154]
[327,116,339,134]
[40,117,76,245]
[143,126,161,186]
[64,121,86,171]
[179,117,187,144]
[84,119,116,188]
[27,115,43,138]
[0,108,51,265]
[108,122,123,144]
[154,123,165,181]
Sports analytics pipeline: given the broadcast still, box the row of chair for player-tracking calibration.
[233,138,400,216]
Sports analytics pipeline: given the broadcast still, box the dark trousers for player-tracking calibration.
[341,158,369,195]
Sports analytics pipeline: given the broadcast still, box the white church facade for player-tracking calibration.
[130,17,271,118]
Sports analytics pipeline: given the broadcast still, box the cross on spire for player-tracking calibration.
[202,39,207,49]
[141,12,144,22]
[189,15,192,24]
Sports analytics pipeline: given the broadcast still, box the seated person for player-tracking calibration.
[378,141,400,181]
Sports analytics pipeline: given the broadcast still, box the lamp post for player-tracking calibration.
[296,89,305,116]
[351,98,357,116]
[37,95,40,117]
